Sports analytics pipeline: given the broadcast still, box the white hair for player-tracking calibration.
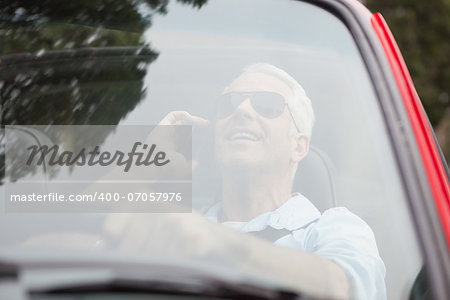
[241,63,315,139]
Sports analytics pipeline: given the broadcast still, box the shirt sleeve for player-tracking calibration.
[303,207,386,300]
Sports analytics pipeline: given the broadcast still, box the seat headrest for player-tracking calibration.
[293,145,337,212]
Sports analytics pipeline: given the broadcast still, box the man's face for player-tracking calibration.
[214,72,301,174]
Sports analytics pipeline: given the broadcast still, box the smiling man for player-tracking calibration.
[213,64,311,222]
[104,63,386,300]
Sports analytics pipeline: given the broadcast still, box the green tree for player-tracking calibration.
[365,0,450,162]
[0,0,208,183]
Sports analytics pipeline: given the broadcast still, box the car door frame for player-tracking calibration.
[294,0,450,299]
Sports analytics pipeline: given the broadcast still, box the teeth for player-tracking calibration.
[230,132,258,141]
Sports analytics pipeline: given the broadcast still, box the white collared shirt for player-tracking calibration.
[204,193,387,300]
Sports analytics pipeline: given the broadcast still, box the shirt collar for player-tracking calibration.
[204,193,321,232]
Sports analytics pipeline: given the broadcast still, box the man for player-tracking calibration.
[104,63,386,299]
[210,63,312,222]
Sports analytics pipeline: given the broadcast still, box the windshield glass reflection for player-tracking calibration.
[0,1,424,299]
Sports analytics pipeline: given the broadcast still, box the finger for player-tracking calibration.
[161,111,210,127]
[159,111,191,125]
[189,116,210,128]
[137,213,187,256]
[119,214,156,252]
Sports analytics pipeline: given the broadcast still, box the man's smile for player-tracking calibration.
[225,127,263,142]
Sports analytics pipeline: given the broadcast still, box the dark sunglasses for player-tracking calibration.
[216,91,288,119]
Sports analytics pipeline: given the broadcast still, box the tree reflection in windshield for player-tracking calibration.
[0,0,208,184]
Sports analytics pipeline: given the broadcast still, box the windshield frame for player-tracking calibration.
[306,0,450,299]
[1,0,449,299]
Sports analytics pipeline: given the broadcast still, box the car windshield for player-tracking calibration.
[1,0,425,299]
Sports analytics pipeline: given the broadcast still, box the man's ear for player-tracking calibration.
[291,134,309,163]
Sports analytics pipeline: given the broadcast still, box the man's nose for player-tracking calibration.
[233,98,256,119]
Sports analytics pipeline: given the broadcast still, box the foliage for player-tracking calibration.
[365,0,450,161]
[0,0,208,183]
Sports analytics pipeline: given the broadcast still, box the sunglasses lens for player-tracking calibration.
[216,93,242,119]
[216,92,285,119]
[252,92,285,118]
